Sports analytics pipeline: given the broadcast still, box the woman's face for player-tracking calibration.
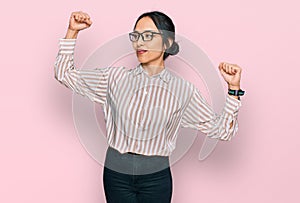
[132,17,166,67]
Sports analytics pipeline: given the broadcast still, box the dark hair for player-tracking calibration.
[133,11,179,60]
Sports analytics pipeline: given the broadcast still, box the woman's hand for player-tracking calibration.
[218,62,242,89]
[68,11,93,32]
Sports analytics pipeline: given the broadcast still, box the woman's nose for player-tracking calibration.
[136,35,144,46]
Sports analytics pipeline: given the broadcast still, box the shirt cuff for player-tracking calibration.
[59,38,77,54]
[223,94,242,115]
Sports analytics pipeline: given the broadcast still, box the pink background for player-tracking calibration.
[1,0,299,202]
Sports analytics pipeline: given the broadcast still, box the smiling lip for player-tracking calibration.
[137,49,148,54]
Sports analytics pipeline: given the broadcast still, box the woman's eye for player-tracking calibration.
[132,34,138,40]
[144,34,152,39]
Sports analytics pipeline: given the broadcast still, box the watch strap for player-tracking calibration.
[228,89,245,96]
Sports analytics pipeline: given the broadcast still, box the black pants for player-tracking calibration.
[103,146,173,203]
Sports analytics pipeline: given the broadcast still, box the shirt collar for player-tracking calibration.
[133,64,171,83]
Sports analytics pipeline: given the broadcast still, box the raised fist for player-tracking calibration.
[68,11,93,32]
[218,62,242,89]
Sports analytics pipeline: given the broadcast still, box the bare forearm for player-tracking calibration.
[65,28,79,39]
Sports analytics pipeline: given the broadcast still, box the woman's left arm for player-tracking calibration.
[180,62,243,141]
[219,62,243,128]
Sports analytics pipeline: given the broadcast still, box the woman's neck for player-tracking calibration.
[141,62,165,76]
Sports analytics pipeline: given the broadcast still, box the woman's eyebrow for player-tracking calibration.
[133,29,158,33]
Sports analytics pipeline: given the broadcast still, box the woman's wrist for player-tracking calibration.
[228,84,240,90]
[227,85,244,101]
[65,28,79,39]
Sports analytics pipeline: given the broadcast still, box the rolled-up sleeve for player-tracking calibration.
[180,85,242,141]
[54,38,112,106]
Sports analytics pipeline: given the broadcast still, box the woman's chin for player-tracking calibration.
[137,57,149,64]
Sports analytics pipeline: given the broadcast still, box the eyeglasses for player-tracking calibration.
[129,30,163,42]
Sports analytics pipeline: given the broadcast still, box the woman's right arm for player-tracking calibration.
[54,11,111,106]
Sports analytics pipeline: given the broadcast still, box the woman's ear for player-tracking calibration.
[164,38,174,51]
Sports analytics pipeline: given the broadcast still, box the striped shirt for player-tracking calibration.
[54,38,242,156]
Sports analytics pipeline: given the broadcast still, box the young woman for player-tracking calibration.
[54,10,244,203]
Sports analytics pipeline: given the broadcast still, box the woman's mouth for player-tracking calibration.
[137,49,148,55]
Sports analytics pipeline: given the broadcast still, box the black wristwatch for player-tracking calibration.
[228,89,245,100]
